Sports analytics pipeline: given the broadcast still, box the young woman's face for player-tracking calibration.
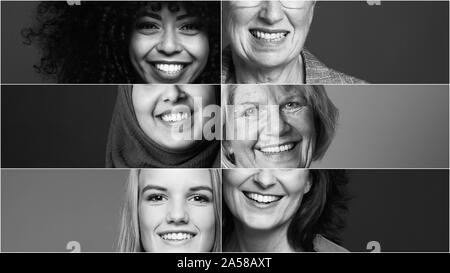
[226,0,314,68]
[129,3,209,83]
[223,169,311,230]
[132,84,216,151]
[225,85,316,168]
[139,169,215,252]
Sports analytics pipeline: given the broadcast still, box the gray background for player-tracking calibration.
[221,1,449,83]
[313,85,449,168]
[1,170,127,252]
[1,169,448,252]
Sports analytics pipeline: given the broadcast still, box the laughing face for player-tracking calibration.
[224,85,316,168]
[223,169,311,230]
[226,0,315,68]
[129,3,209,83]
[138,169,215,252]
[132,85,216,151]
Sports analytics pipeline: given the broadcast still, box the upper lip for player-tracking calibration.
[243,190,284,197]
[149,60,192,65]
[249,28,290,34]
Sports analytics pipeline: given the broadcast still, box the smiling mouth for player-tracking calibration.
[160,112,189,123]
[159,232,196,241]
[243,191,283,204]
[257,142,296,154]
[250,29,289,42]
[152,63,187,75]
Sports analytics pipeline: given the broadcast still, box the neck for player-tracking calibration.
[232,53,305,84]
[228,219,294,252]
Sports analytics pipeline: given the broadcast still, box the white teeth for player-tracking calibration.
[161,232,194,241]
[161,112,188,122]
[246,192,281,204]
[260,143,294,154]
[252,30,287,42]
[155,64,184,74]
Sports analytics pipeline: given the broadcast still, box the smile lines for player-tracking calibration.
[244,191,283,204]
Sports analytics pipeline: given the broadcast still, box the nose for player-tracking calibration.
[162,85,187,103]
[258,1,284,24]
[166,199,189,224]
[260,105,290,137]
[156,28,183,55]
[254,170,277,189]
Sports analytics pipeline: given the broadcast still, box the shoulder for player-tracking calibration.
[313,235,349,253]
[302,49,367,84]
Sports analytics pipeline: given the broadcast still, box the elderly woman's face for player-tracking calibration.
[226,0,315,68]
[224,169,311,230]
[225,85,315,168]
[139,169,215,252]
[129,3,209,83]
[132,84,216,151]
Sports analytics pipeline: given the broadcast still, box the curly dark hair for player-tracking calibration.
[22,1,221,83]
[222,169,350,252]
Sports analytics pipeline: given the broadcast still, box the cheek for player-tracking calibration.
[139,205,161,238]
[129,34,154,58]
[289,112,315,137]
[183,34,209,63]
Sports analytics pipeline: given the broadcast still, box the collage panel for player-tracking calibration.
[1,0,222,84]
[222,169,449,252]
[221,0,449,84]
[1,84,221,168]
[1,168,222,252]
[221,84,449,168]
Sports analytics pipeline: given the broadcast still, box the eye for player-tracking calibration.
[242,106,258,117]
[146,194,166,202]
[282,102,304,113]
[136,21,160,34]
[188,194,211,204]
[179,23,202,35]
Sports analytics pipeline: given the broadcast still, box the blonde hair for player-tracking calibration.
[222,85,338,168]
[116,169,222,252]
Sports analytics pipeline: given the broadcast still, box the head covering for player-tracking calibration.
[106,85,220,168]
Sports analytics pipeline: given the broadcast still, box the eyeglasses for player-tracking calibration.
[230,0,312,9]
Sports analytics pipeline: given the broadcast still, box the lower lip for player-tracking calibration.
[150,64,189,81]
[243,192,282,209]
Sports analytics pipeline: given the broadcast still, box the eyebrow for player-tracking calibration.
[141,185,213,193]
[141,185,167,194]
[189,186,213,193]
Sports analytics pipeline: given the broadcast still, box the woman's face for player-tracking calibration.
[139,169,215,252]
[129,3,209,83]
[132,84,216,151]
[225,85,315,168]
[223,169,311,230]
[226,0,315,68]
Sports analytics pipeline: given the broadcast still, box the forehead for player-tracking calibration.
[231,85,306,104]
[137,2,189,16]
[139,169,212,190]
